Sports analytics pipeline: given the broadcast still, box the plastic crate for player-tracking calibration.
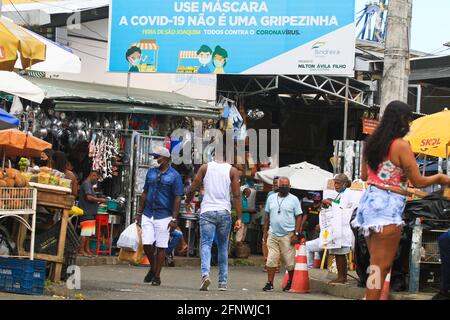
[0,188,35,211]
[0,257,46,295]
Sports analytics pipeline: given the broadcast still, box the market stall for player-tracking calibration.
[132,40,159,72]
[176,50,199,73]
[18,183,74,282]
[0,128,76,281]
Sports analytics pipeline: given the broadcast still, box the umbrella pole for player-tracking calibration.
[447,145,449,176]
[422,155,427,176]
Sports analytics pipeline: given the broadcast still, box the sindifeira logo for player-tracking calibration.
[311,41,326,50]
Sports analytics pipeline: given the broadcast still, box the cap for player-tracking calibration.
[149,146,171,158]
[311,192,321,200]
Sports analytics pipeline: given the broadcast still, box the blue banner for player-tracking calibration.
[108,0,355,75]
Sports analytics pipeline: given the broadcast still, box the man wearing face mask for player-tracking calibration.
[197,45,212,74]
[328,174,354,285]
[125,46,142,73]
[135,146,184,286]
[262,177,303,292]
[261,176,280,272]
[78,171,108,257]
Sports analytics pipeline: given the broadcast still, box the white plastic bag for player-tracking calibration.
[117,223,140,252]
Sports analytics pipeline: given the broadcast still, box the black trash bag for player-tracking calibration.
[403,192,450,230]
[350,210,411,291]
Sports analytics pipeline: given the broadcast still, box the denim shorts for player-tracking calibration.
[352,185,406,237]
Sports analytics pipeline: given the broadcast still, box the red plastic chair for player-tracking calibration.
[90,214,110,256]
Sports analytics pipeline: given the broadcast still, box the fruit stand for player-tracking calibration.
[176,50,199,73]
[0,187,37,260]
[132,39,159,72]
[17,183,74,282]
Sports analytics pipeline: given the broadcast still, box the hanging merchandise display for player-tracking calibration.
[91,132,120,180]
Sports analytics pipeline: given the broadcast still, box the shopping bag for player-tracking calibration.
[118,244,145,265]
[117,223,140,251]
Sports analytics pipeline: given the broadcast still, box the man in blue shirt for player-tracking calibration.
[433,231,450,300]
[136,146,184,286]
[262,177,303,292]
[262,176,279,272]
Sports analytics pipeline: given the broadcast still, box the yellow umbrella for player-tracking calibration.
[405,109,450,158]
[0,17,46,71]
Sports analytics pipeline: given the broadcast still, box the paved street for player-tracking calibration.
[75,265,347,300]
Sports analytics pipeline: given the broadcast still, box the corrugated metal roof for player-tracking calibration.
[25,76,220,119]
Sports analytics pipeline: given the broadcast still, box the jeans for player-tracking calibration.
[199,210,232,285]
[352,185,406,237]
[439,232,450,293]
[166,229,183,255]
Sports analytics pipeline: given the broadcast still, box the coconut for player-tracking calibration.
[14,175,27,188]
[5,178,15,188]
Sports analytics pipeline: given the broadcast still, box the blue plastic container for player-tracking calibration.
[0,257,46,295]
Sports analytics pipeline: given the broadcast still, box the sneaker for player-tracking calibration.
[262,282,274,292]
[283,280,292,292]
[144,270,154,283]
[166,253,175,267]
[151,277,161,286]
[218,283,228,291]
[200,276,211,291]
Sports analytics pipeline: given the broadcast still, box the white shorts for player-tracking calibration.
[141,215,172,248]
[306,238,351,255]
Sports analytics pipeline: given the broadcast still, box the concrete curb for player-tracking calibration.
[75,256,120,267]
[75,255,266,268]
[308,270,434,300]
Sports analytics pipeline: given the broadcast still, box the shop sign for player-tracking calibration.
[108,0,355,75]
[362,118,379,135]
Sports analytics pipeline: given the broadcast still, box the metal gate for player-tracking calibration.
[125,133,166,226]
[333,140,364,181]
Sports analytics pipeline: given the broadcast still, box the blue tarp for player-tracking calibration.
[0,108,19,130]
[418,160,448,172]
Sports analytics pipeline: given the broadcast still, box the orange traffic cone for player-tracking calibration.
[289,240,310,293]
[380,270,391,300]
[313,252,321,268]
[282,270,289,289]
[140,255,151,266]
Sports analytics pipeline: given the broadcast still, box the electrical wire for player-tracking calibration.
[57,35,107,50]
[7,0,33,28]
[70,47,106,60]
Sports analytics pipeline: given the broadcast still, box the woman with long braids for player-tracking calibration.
[354,101,450,300]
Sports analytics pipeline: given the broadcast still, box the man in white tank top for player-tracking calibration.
[186,157,242,291]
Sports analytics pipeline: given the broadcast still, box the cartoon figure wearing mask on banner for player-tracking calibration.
[126,46,142,72]
[197,45,212,74]
[212,46,228,74]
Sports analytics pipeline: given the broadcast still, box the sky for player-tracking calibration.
[355,0,450,54]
